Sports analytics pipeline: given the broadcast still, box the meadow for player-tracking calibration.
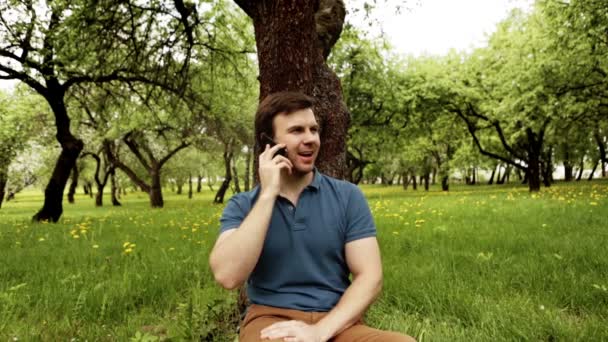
[1,180,607,341]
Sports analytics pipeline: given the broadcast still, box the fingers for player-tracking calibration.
[260,321,304,339]
[273,155,293,168]
[261,143,287,160]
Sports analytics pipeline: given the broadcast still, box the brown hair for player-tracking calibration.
[254,91,315,146]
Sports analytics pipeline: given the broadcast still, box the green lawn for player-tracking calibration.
[1,180,607,341]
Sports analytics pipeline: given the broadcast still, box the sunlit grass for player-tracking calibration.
[1,180,607,341]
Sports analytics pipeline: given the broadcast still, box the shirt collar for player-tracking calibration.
[307,168,322,191]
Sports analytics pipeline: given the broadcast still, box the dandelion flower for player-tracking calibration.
[38,237,45,242]
[92,244,99,249]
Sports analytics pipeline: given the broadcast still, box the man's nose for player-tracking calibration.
[302,129,317,144]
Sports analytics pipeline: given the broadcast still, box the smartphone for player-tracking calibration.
[260,133,287,157]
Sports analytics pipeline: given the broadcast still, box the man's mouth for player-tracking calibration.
[298,151,314,157]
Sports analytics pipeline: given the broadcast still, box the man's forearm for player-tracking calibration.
[315,274,383,341]
[209,193,276,289]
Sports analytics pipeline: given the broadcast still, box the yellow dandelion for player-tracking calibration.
[73,235,80,239]
[590,202,598,206]
[129,243,136,249]
[38,237,45,242]
[124,248,133,254]
[392,231,399,235]
[123,242,130,248]
[92,244,99,249]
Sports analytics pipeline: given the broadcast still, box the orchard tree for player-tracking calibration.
[0,0,198,221]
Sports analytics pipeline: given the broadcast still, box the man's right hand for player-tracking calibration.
[259,143,293,197]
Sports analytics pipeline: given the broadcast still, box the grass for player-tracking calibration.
[1,180,607,341]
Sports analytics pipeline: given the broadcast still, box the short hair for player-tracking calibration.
[254,91,315,145]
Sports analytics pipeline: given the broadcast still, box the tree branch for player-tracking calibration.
[159,141,190,167]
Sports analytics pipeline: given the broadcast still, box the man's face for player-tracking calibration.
[272,108,320,176]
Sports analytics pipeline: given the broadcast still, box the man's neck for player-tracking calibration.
[279,169,314,198]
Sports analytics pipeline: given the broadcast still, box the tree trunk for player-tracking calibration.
[188,173,193,199]
[0,165,7,209]
[431,168,436,185]
[67,164,79,204]
[588,160,598,181]
[177,182,183,195]
[441,175,449,191]
[564,161,574,181]
[232,158,241,193]
[528,156,541,192]
[593,130,606,178]
[411,174,417,190]
[149,168,163,208]
[33,94,84,222]
[95,185,103,207]
[197,174,203,193]
[244,146,252,192]
[424,173,430,191]
[576,157,584,181]
[111,170,121,206]
[83,184,90,195]
[402,172,410,190]
[471,168,476,185]
[214,149,233,204]
[488,165,496,185]
[243,1,349,180]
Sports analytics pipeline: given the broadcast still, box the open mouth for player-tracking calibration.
[298,151,314,157]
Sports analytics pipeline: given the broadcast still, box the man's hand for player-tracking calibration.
[259,143,293,197]
[260,320,327,342]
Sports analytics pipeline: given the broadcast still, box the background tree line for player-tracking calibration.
[1,0,607,218]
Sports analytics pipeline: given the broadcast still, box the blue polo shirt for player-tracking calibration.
[219,170,376,312]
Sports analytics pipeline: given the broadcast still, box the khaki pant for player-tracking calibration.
[240,304,416,342]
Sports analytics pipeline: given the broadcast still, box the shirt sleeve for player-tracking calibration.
[345,184,377,243]
[219,195,248,234]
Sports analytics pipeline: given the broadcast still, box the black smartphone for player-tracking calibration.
[260,133,287,157]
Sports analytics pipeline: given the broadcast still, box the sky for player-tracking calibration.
[349,0,534,56]
[0,0,533,91]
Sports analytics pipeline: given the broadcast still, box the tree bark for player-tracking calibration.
[232,161,241,194]
[441,175,449,191]
[593,130,606,178]
[528,153,541,192]
[423,173,430,191]
[488,165,496,185]
[411,174,417,190]
[95,186,103,207]
[67,164,79,204]
[576,156,584,181]
[33,93,84,222]
[402,172,410,190]
[111,170,121,206]
[197,174,203,193]
[214,148,233,204]
[588,160,598,181]
[188,173,193,199]
[0,164,7,209]
[150,168,164,207]
[244,146,252,191]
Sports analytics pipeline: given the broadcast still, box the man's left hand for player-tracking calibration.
[260,320,327,342]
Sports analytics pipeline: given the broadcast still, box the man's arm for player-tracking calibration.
[209,143,292,290]
[209,192,277,290]
[314,236,383,339]
[260,236,382,341]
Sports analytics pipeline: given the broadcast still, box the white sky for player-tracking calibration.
[1,0,533,91]
[349,0,534,56]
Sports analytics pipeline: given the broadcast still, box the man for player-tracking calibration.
[209,92,415,342]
